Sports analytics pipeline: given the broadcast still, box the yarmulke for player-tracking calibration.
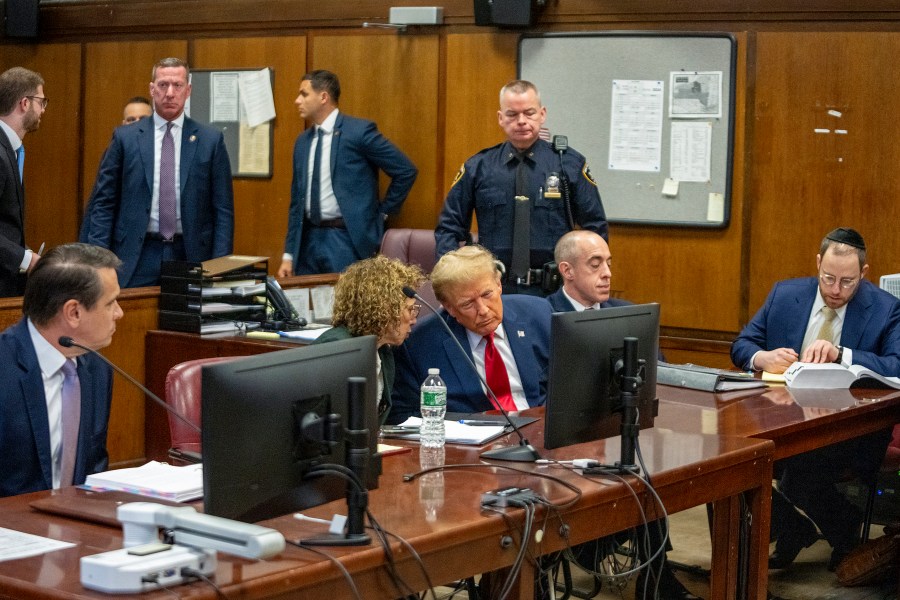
[826,227,866,250]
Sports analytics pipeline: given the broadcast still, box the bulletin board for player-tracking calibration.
[519,32,736,227]
[188,68,274,178]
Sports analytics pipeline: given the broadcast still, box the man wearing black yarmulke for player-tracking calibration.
[732,227,900,572]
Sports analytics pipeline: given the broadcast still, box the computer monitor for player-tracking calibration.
[544,303,660,450]
[201,336,381,522]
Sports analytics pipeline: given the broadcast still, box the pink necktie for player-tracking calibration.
[484,332,517,412]
[59,360,81,487]
[158,122,177,239]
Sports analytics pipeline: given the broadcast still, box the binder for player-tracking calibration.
[657,362,767,392]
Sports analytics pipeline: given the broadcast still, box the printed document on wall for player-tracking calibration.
[608,80,664,173]
[670,121,711,182]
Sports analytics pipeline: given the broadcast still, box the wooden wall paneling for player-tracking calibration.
[308,32,441,230]
[81,41,187,225]
[0,44,82,251]
[191,36,307,267]
[442,32,519,222]
[750,32,900,314]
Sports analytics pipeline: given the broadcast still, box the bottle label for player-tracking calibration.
[421,390,447,407]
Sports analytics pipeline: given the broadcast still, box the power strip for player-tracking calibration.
[81,543,216,594]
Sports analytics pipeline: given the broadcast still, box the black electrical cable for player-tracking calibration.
[180,567,228,599]
[289,541,363,600]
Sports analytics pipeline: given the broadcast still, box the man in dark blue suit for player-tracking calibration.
[85,58,234,287]
[0,244,122,497]
[277,70,417,276]
[550,230,701,600]
[732,227,900,571]
[389,245,551,423]
[0,67,46,297]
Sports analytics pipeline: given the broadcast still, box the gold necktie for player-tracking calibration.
[817,307,838,344]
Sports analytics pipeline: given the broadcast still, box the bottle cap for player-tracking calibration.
[428,368,440,375]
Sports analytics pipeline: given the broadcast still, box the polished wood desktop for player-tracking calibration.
[0,420,773,600]
[656,384,900,461]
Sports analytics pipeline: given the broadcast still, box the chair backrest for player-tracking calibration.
[164,356,240,454]
[380,228,439,273]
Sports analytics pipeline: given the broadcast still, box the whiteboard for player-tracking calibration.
[519,32,736,227]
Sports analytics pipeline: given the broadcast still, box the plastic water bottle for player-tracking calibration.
[420,368,447,448]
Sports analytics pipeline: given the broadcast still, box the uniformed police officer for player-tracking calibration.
[435,79,608,296]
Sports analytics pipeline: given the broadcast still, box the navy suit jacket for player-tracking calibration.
[546,288,631,312]
[389,294,552,424]
[85,116,234,287]
[0,133,26,297]
[731,277,900,376]
[0,319,113,497]
[284,113,417,270]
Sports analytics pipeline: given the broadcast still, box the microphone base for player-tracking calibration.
[480,443,541,463]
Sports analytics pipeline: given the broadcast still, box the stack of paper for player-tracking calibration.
[84,461,203,502]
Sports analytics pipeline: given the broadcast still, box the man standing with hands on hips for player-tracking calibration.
[0,67,47,297]
[435,79,607,296]
[278,70,417,276]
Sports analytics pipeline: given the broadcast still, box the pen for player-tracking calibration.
[458,420,504,426]
[37,242,45,256]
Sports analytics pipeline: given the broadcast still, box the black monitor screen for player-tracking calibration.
[544,303,659,450]
[201,336,380,522]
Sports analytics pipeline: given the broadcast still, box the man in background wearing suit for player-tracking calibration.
[732,227,900,571]
[86,58,234,287]
[277,69,417,276]
[548,229,629,312]
[0,67,46,297]
[121,96,152,125]
[389,244,551,423]
[549,230,701,600]
[0,243,122,497]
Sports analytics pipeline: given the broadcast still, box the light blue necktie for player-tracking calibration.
[15,145,24,183]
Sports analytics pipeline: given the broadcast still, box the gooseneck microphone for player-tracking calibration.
[58,336,200,434]
[402,287,540,462]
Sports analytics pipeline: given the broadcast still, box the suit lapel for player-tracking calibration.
[788,281,818,351]
[330,113,343,179]
[841,283,874,349]
[139,120,155,193]
[443,316,482,399]
[13,324,53,489]
[0,135,25,223]
[502,302,536,386]
[180,118,199,194]
[73,356,92,483]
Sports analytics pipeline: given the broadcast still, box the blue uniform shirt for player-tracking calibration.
[436,139,608,270]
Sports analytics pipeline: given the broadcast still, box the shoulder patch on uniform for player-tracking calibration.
[582,163,597,186]
[451,164,466,188]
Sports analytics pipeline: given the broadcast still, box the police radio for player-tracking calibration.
[551,135,575,230]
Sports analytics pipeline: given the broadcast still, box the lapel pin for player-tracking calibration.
[189,135,197,142]
[518,330,525,337]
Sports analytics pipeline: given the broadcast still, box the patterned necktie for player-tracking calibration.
[15,146,24,183]
[59,360,81,487]
[309,127,324,225]
[817,306,838,344]
[158,122,177,240]
[483,332,517,412]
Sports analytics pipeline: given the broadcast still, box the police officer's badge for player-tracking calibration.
[582,163,598,186]
[450,164,465,188]
[544,172,561,199]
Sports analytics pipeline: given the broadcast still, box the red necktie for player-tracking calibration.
[483,332,517,412]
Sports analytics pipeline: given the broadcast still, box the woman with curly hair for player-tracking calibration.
[314,255,425,425]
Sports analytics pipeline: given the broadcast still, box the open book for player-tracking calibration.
[657,361,767,392]
[783,362,900,390]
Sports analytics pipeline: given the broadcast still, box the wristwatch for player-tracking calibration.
[834,346,844,364]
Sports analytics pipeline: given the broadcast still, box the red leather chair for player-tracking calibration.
[164,356,240,461]
[379,228,479,312]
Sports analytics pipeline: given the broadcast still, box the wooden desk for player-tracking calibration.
[0,423,773,600]
[657,384,900,461]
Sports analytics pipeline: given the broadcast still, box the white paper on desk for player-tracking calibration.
[84,461,203,502]
[399,417,506,444]
[279,327,332,341]
[0,527,74,562]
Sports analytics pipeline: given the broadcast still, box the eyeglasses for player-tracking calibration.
[819,273,859,290]
[406,304,422,317]
[26,96,48,109]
